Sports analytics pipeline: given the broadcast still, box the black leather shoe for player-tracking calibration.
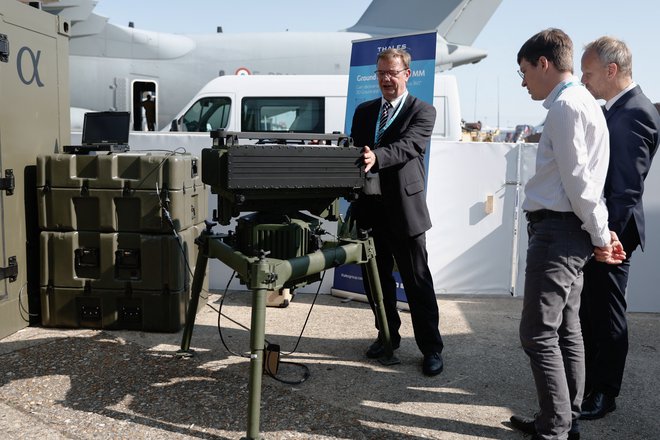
[510,414,580,440]
[580,391,616,420]
[510,414,535,434]
[422,352,444,376]
[365,339,399,359]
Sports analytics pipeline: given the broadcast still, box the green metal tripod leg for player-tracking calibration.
[178,233,209,355]
[364,253,400,365]
[175,232,394,438]
[245,260,269,439]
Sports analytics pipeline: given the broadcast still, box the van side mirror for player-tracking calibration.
[170,119,178,132]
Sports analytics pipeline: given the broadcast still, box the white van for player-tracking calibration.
[167,74,462,141]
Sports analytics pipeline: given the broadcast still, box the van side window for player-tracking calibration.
[181,97,231,132]
[241,97,324,133]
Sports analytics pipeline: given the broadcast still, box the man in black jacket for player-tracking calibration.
[350,48,443,376]
[579,36,660,419]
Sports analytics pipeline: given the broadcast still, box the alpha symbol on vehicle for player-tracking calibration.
[17,46,44,87]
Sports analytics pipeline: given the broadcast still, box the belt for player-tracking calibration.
[525,209,577,222]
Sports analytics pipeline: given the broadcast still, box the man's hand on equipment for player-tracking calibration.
[362,146,377,173]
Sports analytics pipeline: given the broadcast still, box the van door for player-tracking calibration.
[175,95,233,132]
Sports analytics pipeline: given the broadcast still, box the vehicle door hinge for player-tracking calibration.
[0,170,15,195]
[0,34,8,63]
[1,256,18,282]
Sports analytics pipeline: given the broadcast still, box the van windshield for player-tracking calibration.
[241,97,324,133]
[181,97,231,132]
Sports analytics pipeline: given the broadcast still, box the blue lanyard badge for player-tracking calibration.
[374,96,406,144]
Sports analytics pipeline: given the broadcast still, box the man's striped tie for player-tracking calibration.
[375,101,391,147]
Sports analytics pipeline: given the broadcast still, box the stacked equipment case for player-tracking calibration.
[37,152,209,331]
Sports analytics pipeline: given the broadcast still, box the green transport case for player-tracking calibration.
[39,286,206,332]
[36,152,208,233]
[39,222,208,331]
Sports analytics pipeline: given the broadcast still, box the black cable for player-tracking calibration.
[153,150,210,304]
[215,272,253,358]
[210,250,327,384]
[281,270,325,356]
[162,204,253,351]
[165,199,336,385]
[114,147,189,239]
[264,357,311,385]
[132,148,188,191]
[262,271,328,385]
[17,283,37,321]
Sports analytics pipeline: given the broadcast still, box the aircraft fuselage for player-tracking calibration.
[69,26,485,129]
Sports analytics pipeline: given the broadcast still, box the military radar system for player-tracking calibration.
[203,130,360,225]
[179,130,398,440]
[200,130,363,289]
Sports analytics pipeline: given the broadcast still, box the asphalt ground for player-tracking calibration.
[0,292,658,439]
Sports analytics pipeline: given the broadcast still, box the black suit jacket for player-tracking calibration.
[604,85,660,250]
[350,94,436,237]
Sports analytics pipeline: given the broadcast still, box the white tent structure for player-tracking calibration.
[103,132,660,313]
[425,141,660,313]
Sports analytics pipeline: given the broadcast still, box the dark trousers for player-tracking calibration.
[520,214,592,438]
[580,221,637,397]
[356,201,443,355]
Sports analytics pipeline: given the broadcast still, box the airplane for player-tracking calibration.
[41,0,502,131]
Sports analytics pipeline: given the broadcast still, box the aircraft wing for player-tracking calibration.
[346,0,501,45]
[40,0,95,22]
[41,0,109,37]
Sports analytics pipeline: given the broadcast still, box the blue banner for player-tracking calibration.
[334,32,437,302]
[348,35,438,67]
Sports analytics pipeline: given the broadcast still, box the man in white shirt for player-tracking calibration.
[509,28,625,440]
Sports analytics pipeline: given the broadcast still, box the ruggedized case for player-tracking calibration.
[39,222,208,331]
[37,152,207,233]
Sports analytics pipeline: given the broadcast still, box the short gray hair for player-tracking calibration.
[584,36,632,77]
[377,48,411,69]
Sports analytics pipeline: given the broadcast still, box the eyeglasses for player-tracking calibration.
[374,69,407,78]
[517,70,525,80]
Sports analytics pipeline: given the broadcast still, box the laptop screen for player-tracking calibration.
[82,111,130,145]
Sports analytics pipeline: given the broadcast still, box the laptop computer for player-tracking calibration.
[64,111,131,154]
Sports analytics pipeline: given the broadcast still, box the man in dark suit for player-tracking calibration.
[580,36,660,419]
[350,48,444,376]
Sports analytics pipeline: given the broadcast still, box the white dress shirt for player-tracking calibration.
[381,91,408,122]
[522,76,611,247]
[364,92,410,195]
[604,81,636,111]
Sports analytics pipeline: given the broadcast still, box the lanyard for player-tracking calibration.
[374,94,407,143]
[552,81,577,104]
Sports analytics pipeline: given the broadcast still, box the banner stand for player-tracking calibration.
[331,288,411,311]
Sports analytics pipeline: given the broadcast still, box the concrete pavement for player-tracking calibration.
[0,292,657,439]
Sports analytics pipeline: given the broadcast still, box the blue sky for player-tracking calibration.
[93,0,659,129]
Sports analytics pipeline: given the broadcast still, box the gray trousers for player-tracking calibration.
[520,215,593,439]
